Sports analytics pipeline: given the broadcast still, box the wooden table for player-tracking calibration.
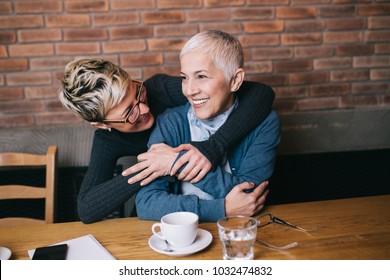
[1,195,389,260]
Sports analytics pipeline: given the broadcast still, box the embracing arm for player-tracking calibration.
[189,81,275,168]
[135,178,225,222]
[77,130,147,224]
[182,110,281,198]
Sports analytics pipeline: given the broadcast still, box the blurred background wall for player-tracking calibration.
[0,0,389,128]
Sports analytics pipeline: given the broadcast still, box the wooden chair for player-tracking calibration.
[0,145,58,226]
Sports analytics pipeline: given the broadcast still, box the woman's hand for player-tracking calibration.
[225,181,269,217]
[171,143,212,183]
[122,143,178,186]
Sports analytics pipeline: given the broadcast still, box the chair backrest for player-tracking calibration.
[0,145,58,226]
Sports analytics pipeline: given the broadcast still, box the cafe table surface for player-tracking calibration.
[1,195,389,260]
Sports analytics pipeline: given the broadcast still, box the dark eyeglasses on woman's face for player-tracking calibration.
[102,80,146,124]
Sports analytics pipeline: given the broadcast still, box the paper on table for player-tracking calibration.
[28,234,116,260]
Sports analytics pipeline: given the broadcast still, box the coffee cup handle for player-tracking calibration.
[152,223,165,240]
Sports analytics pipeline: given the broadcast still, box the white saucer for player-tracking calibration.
[0,247,12,260]
[148,229,212,257]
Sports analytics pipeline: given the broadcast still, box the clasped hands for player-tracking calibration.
[122,143,212,186]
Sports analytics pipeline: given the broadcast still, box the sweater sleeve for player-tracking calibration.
[190,81,275,168]
[77,129,149,224]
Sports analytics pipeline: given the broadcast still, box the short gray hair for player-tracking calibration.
[58,58,130,122]
[180,30,244,81]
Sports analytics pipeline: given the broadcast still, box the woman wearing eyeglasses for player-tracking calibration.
[59,57,275,224]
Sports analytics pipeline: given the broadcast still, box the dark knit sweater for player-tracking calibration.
[77,74,275,223]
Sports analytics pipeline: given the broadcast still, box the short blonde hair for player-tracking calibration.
[58,58,130,122]
[180,30,244,81]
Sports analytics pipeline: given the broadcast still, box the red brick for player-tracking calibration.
[336,44,374,56]
[46,99,66,111]
[352,82,389,95]
[102,40,146,54]
[25,86,60,99]
[286,20,324,32]
[64,29,107,41]
[365,31,390,42]
[0,46,7,57]
[30,57,73,70]
[200,22,242,34]
[310,83,350,97]
[314,57,352,70]
[147,38,187,51]
[277,7,316,19]
[333,0,371,3]
[324,31,362,44]
[353,56,390,68]
[298,97,339,111]
[240,34,280,47]
[143,11,184,24]
[248,0,288,5]
[371,68,390,81]
[9,43,54,57]
[375,43,390,54]
[0,31,16,43]
[274,85,307,99]
[289,72,329,85]
[0,100,46,113]
[244,21,284,33]
[158,0,202,9]
[110,26,153,40]
[326,18,365,31]
[55,42,100,55]
[368,17,390,29]
[144,66,181,79]
[205,0,245,7]
[15,1,62,13]
[164,53,180,65]
[93,12,140,26]
[18,29,62,43]
[0,2,12,14]
[273,100,298,113]
[252,48,293,60]
[358,4,390,16]
[121,53,163,67]
[187,9,229,22]
[111,0,155,10]
[0,59,28,71]
[0,115,35,128]
[340,95,380,108]
[0,75,3,86]
[155,25,198,37]
[0,15,43,29]
[245,61,273,74]
[35,112,82,126]
[331,69,369,82]
[46,14,90,28]
[248,74,289,86]
[65,0,109,12]
[293,0,330,3]
[319,6,356,18]
[0,88,24,101]
[232,8,274,20]
[281,33,322,46]
[295,46,333,58]
[275,59,312,73]
[6,72,52,86]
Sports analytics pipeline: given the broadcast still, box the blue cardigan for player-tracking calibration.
[136,103,281,222]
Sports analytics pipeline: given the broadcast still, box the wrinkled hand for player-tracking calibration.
[171,143,212,183]
[122,143,179,186]
[225,181,269,217]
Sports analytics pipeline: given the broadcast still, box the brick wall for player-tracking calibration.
[0,0,389,128]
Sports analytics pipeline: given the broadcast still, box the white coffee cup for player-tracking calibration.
[151,212,199,248]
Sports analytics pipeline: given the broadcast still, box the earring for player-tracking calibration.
[108,128,112,132]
